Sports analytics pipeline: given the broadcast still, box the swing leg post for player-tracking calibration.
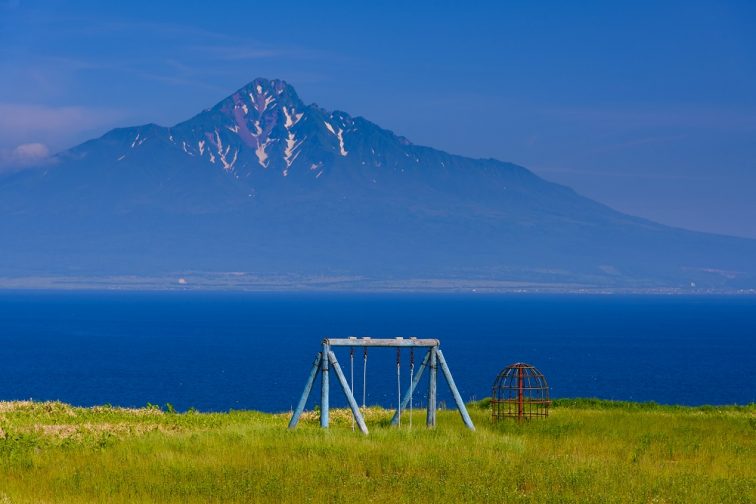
[288,352,322,429]
[350,349,355,431]
[436,349,476,431]
[321,342,330,428]
[391,350,430,426]
[427,347,437,428]
[327,351,369,435]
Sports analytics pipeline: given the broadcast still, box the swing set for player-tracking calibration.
[288,337,475,434]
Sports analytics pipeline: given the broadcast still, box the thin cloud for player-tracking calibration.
[541,105,756,131]
[590,134,689,153]
[189,45,287,61]
[0,14,324,99]
[0,103,126,149]
[13,14,317,62]
[534,165,713,181]
[0,103,124,135]
[76,18,239,42]
[0,143,53,173]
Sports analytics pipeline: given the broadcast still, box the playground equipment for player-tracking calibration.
[288,337,475,434]
[491,362,550,421]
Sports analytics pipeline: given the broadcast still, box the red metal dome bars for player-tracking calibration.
[491,363,550,421]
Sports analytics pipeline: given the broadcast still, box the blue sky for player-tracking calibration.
[2,0,755,237]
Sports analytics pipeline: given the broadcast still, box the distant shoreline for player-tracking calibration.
[1,275,754,295]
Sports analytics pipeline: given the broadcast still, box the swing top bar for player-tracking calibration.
[323,337,439,348]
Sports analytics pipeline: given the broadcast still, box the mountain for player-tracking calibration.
[1,77,755,290]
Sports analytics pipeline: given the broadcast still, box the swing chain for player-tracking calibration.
[396,347,401,427]
[409,348,414,429]
[362,347,368,408]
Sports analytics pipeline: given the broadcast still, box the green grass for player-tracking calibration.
[0,399,753,503]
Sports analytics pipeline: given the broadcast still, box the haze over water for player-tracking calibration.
[0,292,752,412]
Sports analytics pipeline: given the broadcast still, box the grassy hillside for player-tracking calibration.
[0,399,752,503]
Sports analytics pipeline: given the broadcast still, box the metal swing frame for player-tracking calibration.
[287,337,475,435]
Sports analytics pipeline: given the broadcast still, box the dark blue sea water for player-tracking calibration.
[0,292,753,412]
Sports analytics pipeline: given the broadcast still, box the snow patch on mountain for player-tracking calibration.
[209,129,236,170]
[283,106,303,128]
[256,139,270,168]
[130,133,147,148]
[284,133,302,170]
[336,128,348,156]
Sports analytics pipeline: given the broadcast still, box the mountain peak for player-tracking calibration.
[233,77,300,104]
[212,77,304,115]
[151,77,410,177]
[61,78,429,182]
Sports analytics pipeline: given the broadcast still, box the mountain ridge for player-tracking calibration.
[2,77,755,290]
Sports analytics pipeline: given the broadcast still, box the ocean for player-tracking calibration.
[0,292,753,411]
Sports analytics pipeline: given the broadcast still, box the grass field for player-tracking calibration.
[0,399,753,503]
